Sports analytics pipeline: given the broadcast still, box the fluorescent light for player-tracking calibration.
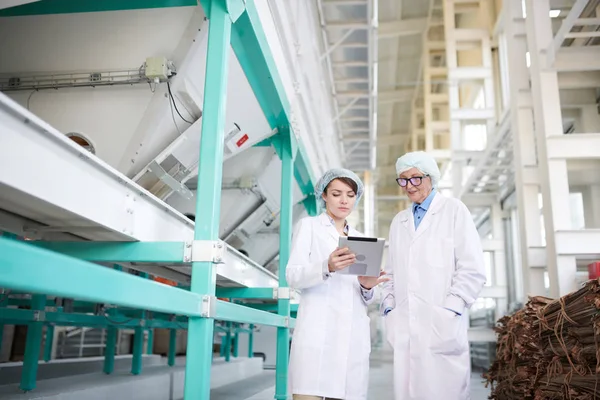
[549,9,560,18]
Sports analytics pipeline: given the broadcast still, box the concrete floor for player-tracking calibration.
[239,349,491,400]
[0,351,491,400]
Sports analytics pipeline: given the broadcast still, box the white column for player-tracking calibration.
[581,185,600,229]
[443,0,496,197]
[492,204,507,316]
[525,0,577,298]
[503,0,546,297]
[363,171,375,237]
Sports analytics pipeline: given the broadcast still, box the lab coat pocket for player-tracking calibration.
[430,306,465,355]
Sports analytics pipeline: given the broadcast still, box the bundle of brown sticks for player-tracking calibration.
[484,278,600,400]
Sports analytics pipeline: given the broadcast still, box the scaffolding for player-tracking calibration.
[0,0,318,399]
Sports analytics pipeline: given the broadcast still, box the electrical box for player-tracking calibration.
[145,57,169,81]
[224,123,251,156]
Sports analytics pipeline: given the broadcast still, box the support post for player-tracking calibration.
[275,127,297,400]
[183,0,232,397]
[224,322,232,362]
[233,324,239,358]
[43,325,54,362]
[131,325,144,375]
[147,329,154,355]
[503,0,544,299]
[525,0,577,297]
[248,324,254,358]
[20,294,45,392]
[168,329,177,367]
[0,233,17,352]
[103,325,117,374]
[0,289,8,354]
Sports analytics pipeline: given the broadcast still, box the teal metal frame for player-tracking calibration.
[0,0,198,17]
[0,0,320,397]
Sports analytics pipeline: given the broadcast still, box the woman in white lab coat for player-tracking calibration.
[381,151,487,400]
[286,168,387,400]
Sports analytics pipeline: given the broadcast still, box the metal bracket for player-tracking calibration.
[183,241,193,262]
[190,240,227,263]
[200,295,217,318]
[283,317,290,328]
[273,287,291,300]
[148,160,193,200]
[32,311,45,322]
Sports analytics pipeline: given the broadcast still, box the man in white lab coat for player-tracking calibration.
[381,151,487,400]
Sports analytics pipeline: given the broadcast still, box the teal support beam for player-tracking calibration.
[243,303,299,313]
[248,324,254,358]
[224,322,232,362]
[216,287,276,299]
[0,238,203,317]
[215,300,290,326]
[43,325,54,362]
[275,128,297,400]
[0,302,288,330]
[302,194,319,217]
[220,336,226,357]
[0,289,8,352]
[31,241,188,263]
[103,325,117,374]
[183,0,232,398]
[0,307,188,329]
[233,324,239,358]
[20,294,45,392]
[168,329,177,367]
[0,0,197,17]
[147,329,154,355]
[131,326,144,375]
[229,0,317,211]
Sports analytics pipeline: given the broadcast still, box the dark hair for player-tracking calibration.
[324,177,358,194]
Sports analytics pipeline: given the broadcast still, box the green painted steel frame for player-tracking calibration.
[228,0,318,212]
[0,0,324,397]
[216,287,276,299]
[30,241,188,263]
[0,0,197,17]
[183,0,230,397]
[0,238,293,328]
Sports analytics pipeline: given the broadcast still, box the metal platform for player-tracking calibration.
[0,92,277,289]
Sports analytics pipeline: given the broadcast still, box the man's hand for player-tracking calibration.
[358,271,390,290]
[328,247,355,272]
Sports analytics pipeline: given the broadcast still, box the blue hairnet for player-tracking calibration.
[314,168,364,211]
[395,151,441,188]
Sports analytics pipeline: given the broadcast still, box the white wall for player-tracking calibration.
[0,7,197,169]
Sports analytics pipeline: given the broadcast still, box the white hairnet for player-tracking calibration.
[395,151,441,188]
[314,168,364,211]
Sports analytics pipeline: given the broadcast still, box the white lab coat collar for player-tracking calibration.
[399,192,446,241]
[318,212,359,240]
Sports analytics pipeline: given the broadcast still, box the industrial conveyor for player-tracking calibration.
[0,92,278,289]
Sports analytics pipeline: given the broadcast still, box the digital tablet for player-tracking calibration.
[337,236,386,277]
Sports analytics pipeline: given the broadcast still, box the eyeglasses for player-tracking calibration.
[396,175,429,187]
